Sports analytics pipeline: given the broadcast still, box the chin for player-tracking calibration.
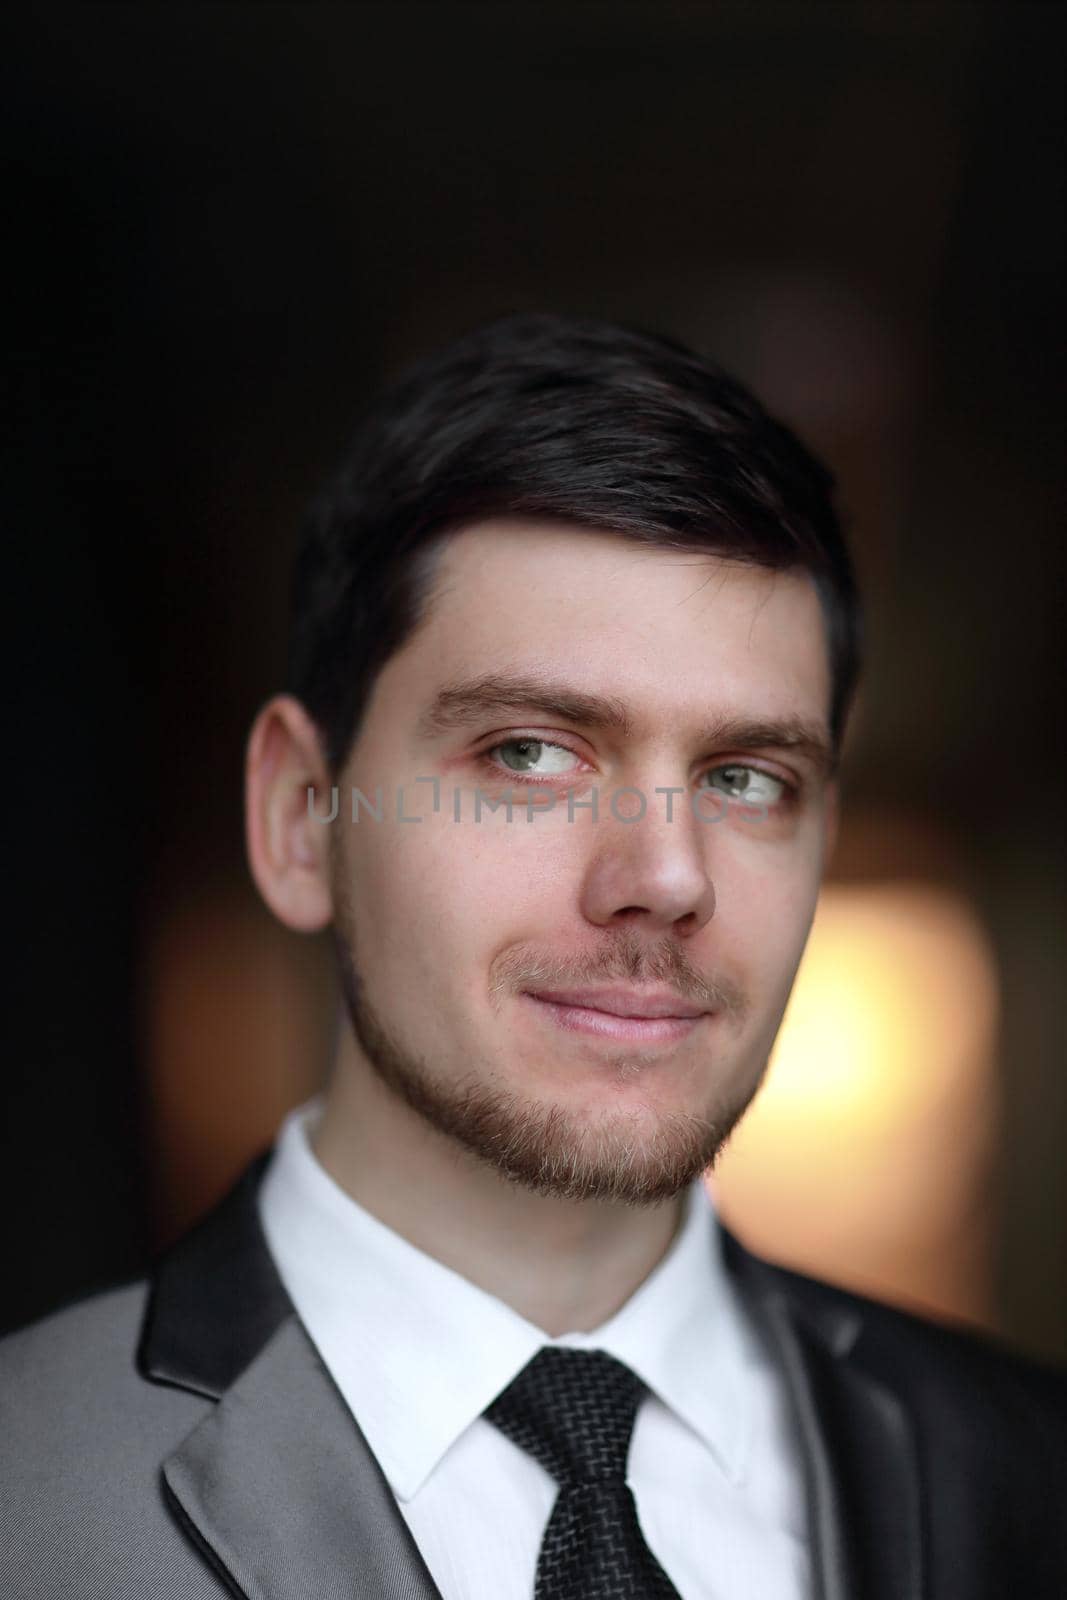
[443,1072,749,1207]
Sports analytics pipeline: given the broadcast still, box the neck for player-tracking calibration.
[310,1039,688,1337]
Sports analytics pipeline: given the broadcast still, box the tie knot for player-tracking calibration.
[484,1347,647,1486]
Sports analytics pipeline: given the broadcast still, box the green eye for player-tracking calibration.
[491,739,580,776]
[701,765,786,806]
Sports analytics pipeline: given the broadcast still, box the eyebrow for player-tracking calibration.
[416,671,838,776]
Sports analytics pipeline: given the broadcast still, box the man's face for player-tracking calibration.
[328,520,837,1203]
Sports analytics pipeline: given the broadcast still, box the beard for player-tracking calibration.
[330,905,765,1207]
[329,953,764,1203]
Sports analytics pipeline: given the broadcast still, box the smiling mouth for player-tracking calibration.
[520,992,712,1044]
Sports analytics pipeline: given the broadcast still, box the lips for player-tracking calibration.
[522,987,710,1020]
[521,989,710,1045]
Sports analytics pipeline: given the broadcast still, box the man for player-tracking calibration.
[1,313,1064,1599]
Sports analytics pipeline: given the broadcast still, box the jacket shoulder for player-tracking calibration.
[1,1278,148,1375]
[3,1286,201,1486]
[0,1282,222,1596]
[0,1275,212,1443]
[0,1279,160,1420]
[753,1249,1067,1444]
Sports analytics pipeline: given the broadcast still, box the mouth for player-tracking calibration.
[520,988,714,1044]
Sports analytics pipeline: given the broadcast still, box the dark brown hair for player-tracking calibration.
[289,311,862,773]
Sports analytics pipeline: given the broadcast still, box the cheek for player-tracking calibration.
[710,845,822,991]
[342,817,544,993]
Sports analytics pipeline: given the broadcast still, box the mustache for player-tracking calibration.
[488,932,746,1021]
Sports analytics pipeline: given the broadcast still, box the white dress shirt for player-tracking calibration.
[258,1098,811,1600]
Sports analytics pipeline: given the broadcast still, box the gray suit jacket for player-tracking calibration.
[2,1152,1065,1599]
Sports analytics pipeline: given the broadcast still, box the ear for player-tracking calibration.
[245,694,336,932]
[822,776,841,869]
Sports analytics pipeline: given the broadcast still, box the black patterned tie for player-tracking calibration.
[483,1346,683,1599]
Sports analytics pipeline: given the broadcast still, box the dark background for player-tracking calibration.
[3,2,1065,1359]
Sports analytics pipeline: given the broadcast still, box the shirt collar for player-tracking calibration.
[258,1097,755,1502]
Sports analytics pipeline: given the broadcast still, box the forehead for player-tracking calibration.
[395,519,832,734]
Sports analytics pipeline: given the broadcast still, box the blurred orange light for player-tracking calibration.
[711,883,1000,1327]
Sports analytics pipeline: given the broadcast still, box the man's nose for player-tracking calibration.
[577,786,718,935]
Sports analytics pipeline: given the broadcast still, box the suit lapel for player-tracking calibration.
[140,1157,444,1600]
[722,1229,927,1600]
[161,1314,443,1600]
